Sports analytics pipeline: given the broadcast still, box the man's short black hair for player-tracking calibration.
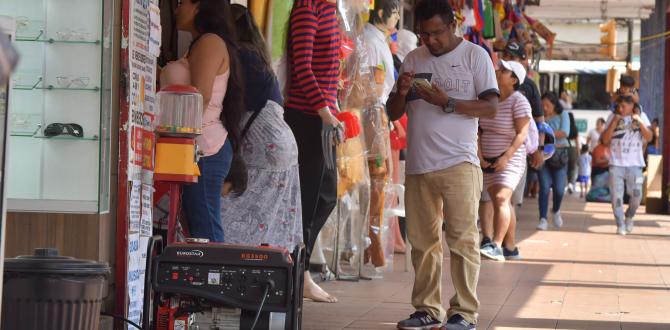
[415,0,455,26]
[620,75,636,88]
[369,0,400,25]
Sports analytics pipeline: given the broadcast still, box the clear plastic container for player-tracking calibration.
[156,85,203,136]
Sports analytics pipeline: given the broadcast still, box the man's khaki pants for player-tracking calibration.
[406,162,482,324]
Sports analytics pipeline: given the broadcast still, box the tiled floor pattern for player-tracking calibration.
[302,193,670,329]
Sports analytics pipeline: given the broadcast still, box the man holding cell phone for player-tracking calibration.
[387,1,499,329]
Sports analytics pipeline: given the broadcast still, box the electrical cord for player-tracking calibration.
[250,280,275,330]
[100,312,141,329]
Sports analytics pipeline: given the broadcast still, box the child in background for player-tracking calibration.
[577,144,592,198]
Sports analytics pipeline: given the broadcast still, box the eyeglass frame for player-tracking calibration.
[416,25,451,41]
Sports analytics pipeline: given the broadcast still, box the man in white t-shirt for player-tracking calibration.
[601,94,652,236]
[387,1,499,329]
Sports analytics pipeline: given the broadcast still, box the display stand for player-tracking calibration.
[0,0,112,213]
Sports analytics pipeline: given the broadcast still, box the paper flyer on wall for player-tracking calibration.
[129,180,142,233]
[126,233,142,326]
[149,3,162,57]
[140,183,153,236]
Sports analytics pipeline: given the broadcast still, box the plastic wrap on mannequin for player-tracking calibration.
[359,2,397,270]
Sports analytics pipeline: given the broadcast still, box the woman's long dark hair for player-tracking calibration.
[231,4,272,73]
[191,0,245,153]
[541,91,564,115]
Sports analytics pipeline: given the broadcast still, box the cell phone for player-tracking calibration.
[411,78,433,92]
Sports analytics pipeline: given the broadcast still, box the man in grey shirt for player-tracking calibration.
[388,1,499,329]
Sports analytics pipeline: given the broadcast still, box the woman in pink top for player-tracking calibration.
[162,0,245,242]
[478,60,531,261]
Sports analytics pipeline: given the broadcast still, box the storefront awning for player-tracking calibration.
[525,0,656,21]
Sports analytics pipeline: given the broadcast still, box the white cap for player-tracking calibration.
[500,60,527,85]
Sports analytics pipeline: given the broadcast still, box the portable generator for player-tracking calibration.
[143,237,305,330]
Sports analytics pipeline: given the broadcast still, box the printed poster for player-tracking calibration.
[127,0,159,327]
[129,180,142,233]
[140,184,153,236]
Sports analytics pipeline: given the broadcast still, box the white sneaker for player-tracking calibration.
[625,218,634,233]
[617,227,627,236]
[552,211,563,228]
[537,218,549,230]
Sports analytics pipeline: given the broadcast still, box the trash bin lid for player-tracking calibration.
[4,248,110,275]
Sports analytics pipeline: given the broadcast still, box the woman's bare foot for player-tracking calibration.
[394,244,406,254]
[303,271,337,303]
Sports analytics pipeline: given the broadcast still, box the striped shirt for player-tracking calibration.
[285,0,340,115]
[479,91,532,158]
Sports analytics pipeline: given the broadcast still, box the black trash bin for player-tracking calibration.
[2,248,110,330]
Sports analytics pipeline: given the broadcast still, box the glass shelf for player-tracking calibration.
[10,133,100,141]
[12,77,100,91]
[16,37,100,45]
[15,29,99,44]
[9,132,36,137]
[13,84,100,91]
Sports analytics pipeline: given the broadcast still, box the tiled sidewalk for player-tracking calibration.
[302,193,670,330]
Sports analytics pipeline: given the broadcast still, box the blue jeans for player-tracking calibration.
[609,166,643,227]
[182,139,233,242]
[538,162,568,219]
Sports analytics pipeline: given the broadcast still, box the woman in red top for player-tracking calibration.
[284,0,340,304]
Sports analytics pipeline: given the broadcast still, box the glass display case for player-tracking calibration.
[0,0,113,213]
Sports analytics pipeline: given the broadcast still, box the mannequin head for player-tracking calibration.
[369,0,401,31]
[414,0,457,56]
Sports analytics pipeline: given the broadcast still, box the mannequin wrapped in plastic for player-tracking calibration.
[359,0,398,270]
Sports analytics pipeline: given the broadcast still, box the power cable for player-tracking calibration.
[100,312,142,329]
[250,281,274,330]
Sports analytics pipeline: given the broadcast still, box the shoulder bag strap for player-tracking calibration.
[558,111,571,148]
[240,104,265,140]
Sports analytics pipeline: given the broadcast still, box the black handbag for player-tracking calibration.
[545,113,569,169]
[546,147,569,169]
